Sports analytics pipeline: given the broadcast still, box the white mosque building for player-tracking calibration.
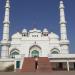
[0,0,75,72]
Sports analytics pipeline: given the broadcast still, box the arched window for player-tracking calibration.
[51,48,59,54]
[31,50,39,57]
[10,49,19,58]
[51,51,59,54]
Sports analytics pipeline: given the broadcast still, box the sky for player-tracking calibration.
[0,0,75,53]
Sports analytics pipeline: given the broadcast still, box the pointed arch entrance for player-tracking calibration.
[29,45,42,57]
[31,50,39,57]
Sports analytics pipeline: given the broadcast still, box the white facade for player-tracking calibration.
[1,0,75,72]
[0,0,70,58]
[9,28,68,58]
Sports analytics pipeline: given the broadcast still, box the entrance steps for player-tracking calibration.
[21,57,35,72]
[20,57,52,72]
[37,57,52,72]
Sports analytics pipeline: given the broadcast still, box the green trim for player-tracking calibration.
[16,61,20,68]
[31,50,39,57]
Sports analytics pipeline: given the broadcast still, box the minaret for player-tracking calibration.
[59,1,67,40]
[59,1,69,53]
[1,0,10,58]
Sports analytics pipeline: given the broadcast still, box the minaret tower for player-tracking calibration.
[1,0,10,58]
[60,1,67,40]
[59,1,69,53]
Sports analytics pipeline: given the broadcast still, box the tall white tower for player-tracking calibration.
[1,0,10,58]
[59,1,69,53]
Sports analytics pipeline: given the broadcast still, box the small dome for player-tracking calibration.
[12,32,22,39]
[43,28,48,33]
[22,29,27,33]
[29,28,41,33]
[33,28,37,31]
[60,1,63,4]
[48,32,59,39]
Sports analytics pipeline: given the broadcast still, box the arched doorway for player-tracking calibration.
[31,50,39,57]
[29,45,41,57]
[29,45,41,70]
[31,49,39,71]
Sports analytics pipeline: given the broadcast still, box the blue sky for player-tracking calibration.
[0,0,75,53]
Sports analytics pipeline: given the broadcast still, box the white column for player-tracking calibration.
[59,1,67,40]
[1,0,10,58]
[67,62,70,71]
[3,0,10,40]
[14,60,17,72]
[59,1,69,54]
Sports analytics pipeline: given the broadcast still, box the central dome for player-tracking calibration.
[48,32,59,39]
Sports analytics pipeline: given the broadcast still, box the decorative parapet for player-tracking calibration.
[60,40,69,45]
[48,54,75,59]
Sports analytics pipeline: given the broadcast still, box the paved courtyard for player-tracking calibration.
[0,71,75,75]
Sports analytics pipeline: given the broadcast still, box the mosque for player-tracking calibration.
[0,0,75,72]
